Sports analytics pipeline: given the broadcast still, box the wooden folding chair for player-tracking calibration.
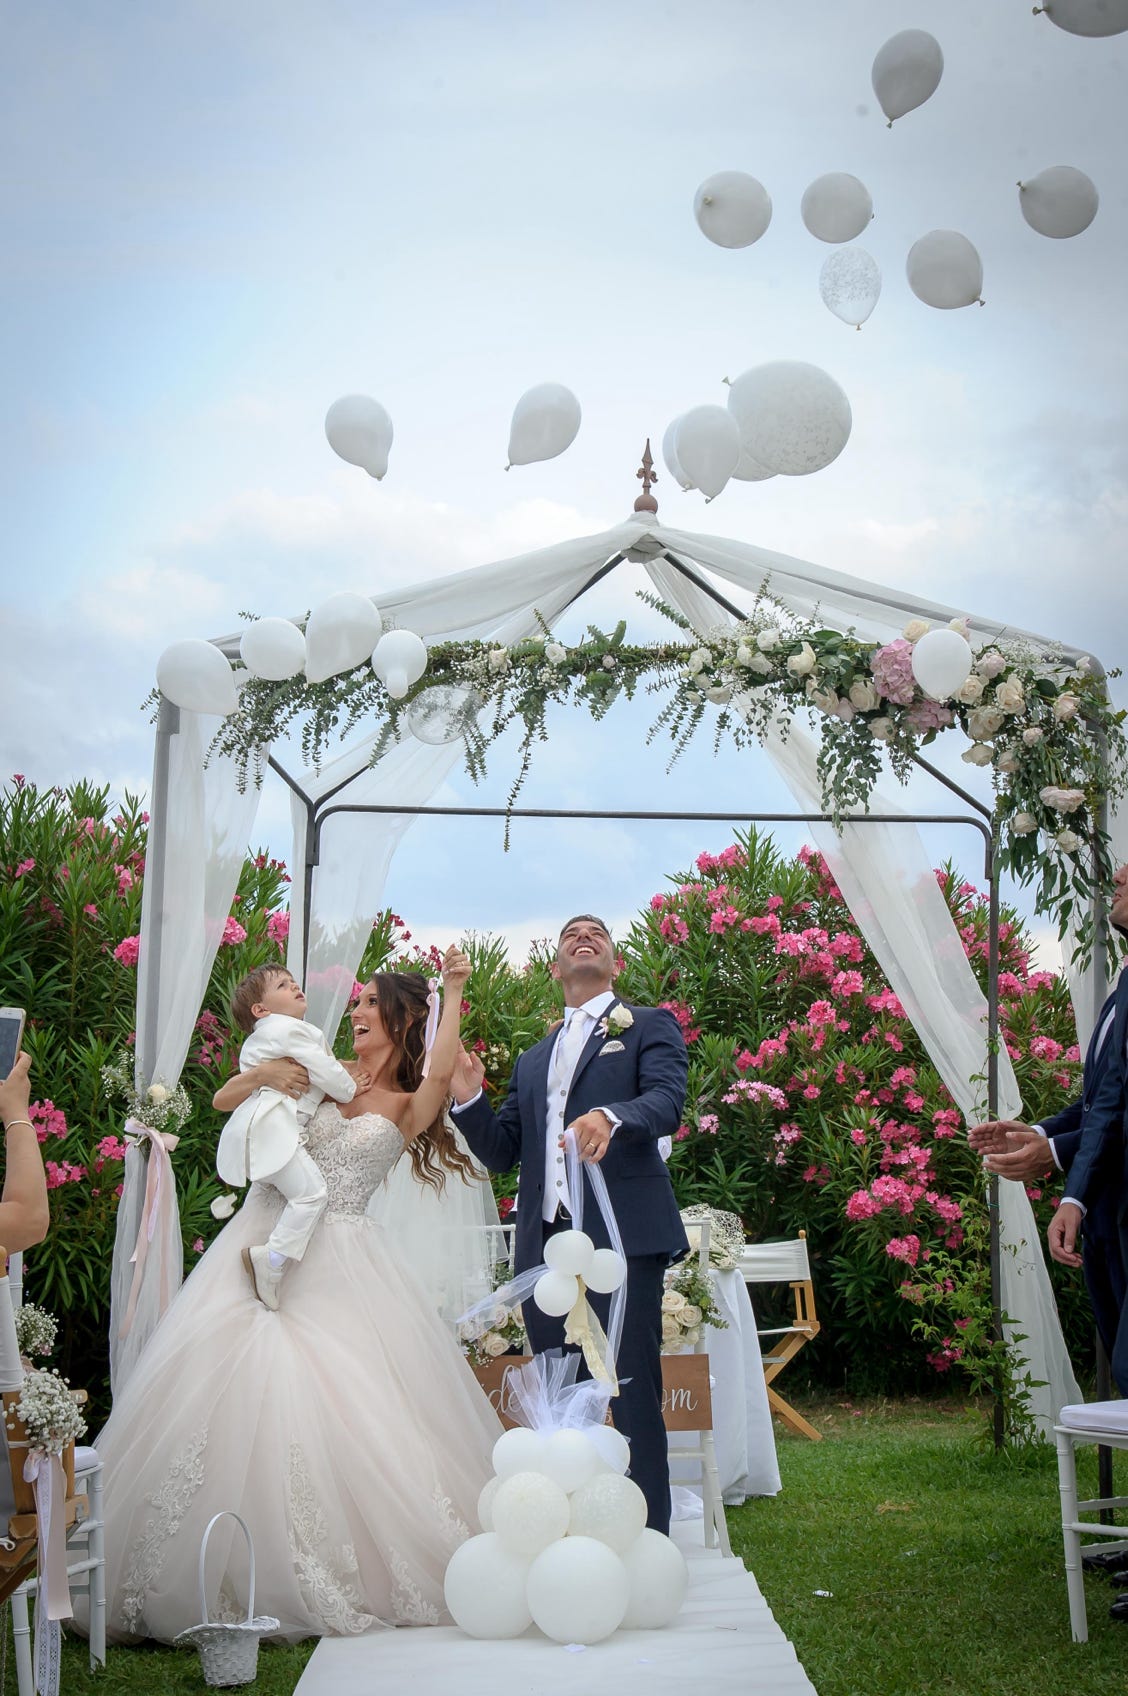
[738,1232,822,1441]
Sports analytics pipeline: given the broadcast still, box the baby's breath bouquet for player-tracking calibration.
[661,1262,726,1354]
[101,1053,192,1135]
[12,1368,86,1455]
[13,1302,57,1360]
[459,1299,528,1369]
[680,1205,746,1271]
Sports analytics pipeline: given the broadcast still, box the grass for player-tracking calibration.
[8,1397,1125,1695]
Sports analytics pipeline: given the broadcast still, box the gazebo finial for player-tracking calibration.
[634,439,658,514]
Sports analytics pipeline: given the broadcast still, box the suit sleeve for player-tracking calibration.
[1063,1043,1125,1210]
[1039,1099,1082,1142]
[294,1028,357,1103]
[454,1059,525,1173]
[598,1007,688,1143]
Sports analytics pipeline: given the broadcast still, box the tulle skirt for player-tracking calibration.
[92,1185,501,1643]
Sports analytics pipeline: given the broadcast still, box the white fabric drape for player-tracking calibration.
[111,708,264,1393]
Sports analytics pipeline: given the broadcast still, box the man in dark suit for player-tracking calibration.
[451,913,689,1534]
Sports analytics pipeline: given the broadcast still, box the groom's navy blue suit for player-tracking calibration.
[455,999,689,1533]
[1058,967,1128,1393]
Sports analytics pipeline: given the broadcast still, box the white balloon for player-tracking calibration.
[525,1536,629,1645]
[1019,167,1099,239]
[156,639,238,717]
[492,1471,571,1558]
[406,683,478,745]
[910,629,973,700]
[675,406,740,500]
[906,230,983,310]
[371,628,428,701]
[543,1230,595,1278]
[585,1247,628,1293]
[305,592,383,685]
[693,172,772,249]
[871,29,944,125]
[324,394,393,480]
[620,1529,690,1628]
[538,1429,601,1494]
[533,1269,580,1317]
[478,1474,502,1531]
[801,173,873,243]
[586,1423,631,1475]
[492,1425,547,1480]
[506,383,581,468]
[726,362,851,477]
[819,246,882,329]
[567,1472,648,1553]
[239,618,306,682]
[443,1533,532,1638]
[661,417,693,491]
[1037,0,1128,36]
[732,441,776,482]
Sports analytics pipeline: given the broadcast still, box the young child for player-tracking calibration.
[220,965,363,1311]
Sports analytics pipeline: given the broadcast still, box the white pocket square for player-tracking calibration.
[598,1039,625,1055]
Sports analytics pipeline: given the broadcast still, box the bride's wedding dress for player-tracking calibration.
[94,1104,502,1643]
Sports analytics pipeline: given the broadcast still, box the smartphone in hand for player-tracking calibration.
[0,1009,27,1078]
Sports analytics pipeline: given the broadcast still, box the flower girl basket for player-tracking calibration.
[174,1511,279,1687]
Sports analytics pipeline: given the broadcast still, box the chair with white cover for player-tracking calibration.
[669,1216,732,1555]
[1054,1399,1128,1641]
[738,1232,822,1441]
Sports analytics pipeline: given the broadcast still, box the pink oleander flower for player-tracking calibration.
[831,970,864,999]
[93,1135,129,1170]
[1030,1035,1063,1063]
[45,1161,87,1189]
[829,933,864,962]
[885,1234,921,1266]
[222,917,247,947]
[697,1113,720,1135]
[903,1091,926,1113]
[850,1128,868,1146]
[866,989,906,1018]
[29,1101,68,1143]
[846,1190,880,1221]
[932,1108,961,1137]
[192,1237,205,1254]
[115,864,135,896]
[84,903,99,919]
[267,910,290,946]
[674,1124,691,1142]
[113,935,141,967]
[659,913,690,945]
[13,858,35,877]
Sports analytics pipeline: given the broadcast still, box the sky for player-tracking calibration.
[3,0,1126,961]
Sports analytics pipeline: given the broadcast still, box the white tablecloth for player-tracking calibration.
[669,1266,781,1502]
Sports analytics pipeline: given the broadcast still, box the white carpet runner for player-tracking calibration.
[295,1521,817,1695]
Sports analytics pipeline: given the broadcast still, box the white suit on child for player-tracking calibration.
[217,1013,357,1262]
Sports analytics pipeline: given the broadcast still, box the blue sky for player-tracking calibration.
[3,1,1126,957]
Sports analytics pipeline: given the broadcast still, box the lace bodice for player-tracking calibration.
[300,1103,405,1216]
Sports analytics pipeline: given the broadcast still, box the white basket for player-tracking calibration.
[173,1511,280,1688]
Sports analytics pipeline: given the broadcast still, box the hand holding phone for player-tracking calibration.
[0,1009,26,1081]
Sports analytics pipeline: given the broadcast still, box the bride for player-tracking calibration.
[93,951,502,1643]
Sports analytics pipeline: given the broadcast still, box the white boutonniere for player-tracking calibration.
[599,1005,634,1040]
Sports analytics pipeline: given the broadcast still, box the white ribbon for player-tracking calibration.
[419,978,441,1079]
[22,1449,71,1696]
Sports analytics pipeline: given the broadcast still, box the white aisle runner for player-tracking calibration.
[295,1520,818,1696]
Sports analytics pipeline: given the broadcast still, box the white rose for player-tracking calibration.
[483,1332,509,1358]
[601,653,617,671]
[976,650,1007,679]
[735,644,753,666]
[147,1083,170,1103]
[967,706,1006,741]
[1010,812,1038,836]
[868,717,893,742]
[786,641,818,677]
[681,1304,703,1327]
[994,677,1025,714]
[662,1289,686,1313]
[1075,656,1091,676]
[544,642,567,665]
[683,1328,701,1347]
[903,619,930,643]
[961,743,994,766]
[949,617,971,639]
[1055,828,1082,853]
[996,746,1021,774]
[487,648,509,673]
[210,1193,237,1220]
[745,652,774,675]
[1053,693,1080,721]
[1022,726,1043,746]
[848,679,879,713]
[757,628,780,652]
[956,675,985,704]
[834,699,856,723]
[687,648,712,675]
[661,1314,682,1342]
[608,1005,634,1032]
[808,683,839,716]
[1039,785,1086,813]
[706,685,732,704]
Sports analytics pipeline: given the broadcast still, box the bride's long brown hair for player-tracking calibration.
[365,973,482,1194]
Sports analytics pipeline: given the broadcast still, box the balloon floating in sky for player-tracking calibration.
[1019,166,1099,238]
[661,417,693,491]
[731,441,776,483]
[871,29,944,126]
[726,362,852,477]
[506,383,581,468]
[906,231,983,310]
[1034,0,1128,35]
[324,395,394,480]
[693,172,772,248]
[819,247,882,329]
[801,174,873,243]
[675,406,741,501]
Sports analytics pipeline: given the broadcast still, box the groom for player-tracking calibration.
[451,913,689,1533]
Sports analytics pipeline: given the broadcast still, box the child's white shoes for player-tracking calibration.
[242,1244,283,1310]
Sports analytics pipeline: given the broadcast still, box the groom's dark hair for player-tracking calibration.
[558,913,611,940]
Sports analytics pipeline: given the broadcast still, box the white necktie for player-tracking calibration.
[551,1008,591,1096]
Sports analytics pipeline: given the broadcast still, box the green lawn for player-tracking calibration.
[19,1398,1127,1695]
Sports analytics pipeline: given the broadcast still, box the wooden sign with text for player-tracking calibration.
[471,1352,713,1432]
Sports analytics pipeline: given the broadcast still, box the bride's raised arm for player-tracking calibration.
[400,945,472,1144]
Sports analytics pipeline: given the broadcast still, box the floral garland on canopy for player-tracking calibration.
[210,594,1127,968]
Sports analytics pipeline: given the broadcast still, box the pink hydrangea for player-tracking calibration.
[870,639,917,706]
[113,935,141,967]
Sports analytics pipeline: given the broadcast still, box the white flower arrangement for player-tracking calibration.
[12,1368,86,1455]
[13,1303,57,1360]
[458,1298,528,1370]
[101,1052,193,1135]
[660,1262,726,1354]
[679,1205,747,1271]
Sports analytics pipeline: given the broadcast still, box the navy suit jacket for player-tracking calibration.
[1061,968,1128,1241]
[455,999,690,1276]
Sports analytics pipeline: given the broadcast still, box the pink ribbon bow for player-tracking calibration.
[118,1118,180,1339]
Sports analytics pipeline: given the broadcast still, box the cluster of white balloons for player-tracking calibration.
[533,1229,627,1316]
[444,1418,689,1642]
[663,361,852,501]
[155,592,429,717]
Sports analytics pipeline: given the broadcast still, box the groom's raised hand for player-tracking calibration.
[451,1044,486,1105]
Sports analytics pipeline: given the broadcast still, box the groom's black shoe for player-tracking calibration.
[1109,1593,1128,1623]
[1082,1548,1128,1574]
